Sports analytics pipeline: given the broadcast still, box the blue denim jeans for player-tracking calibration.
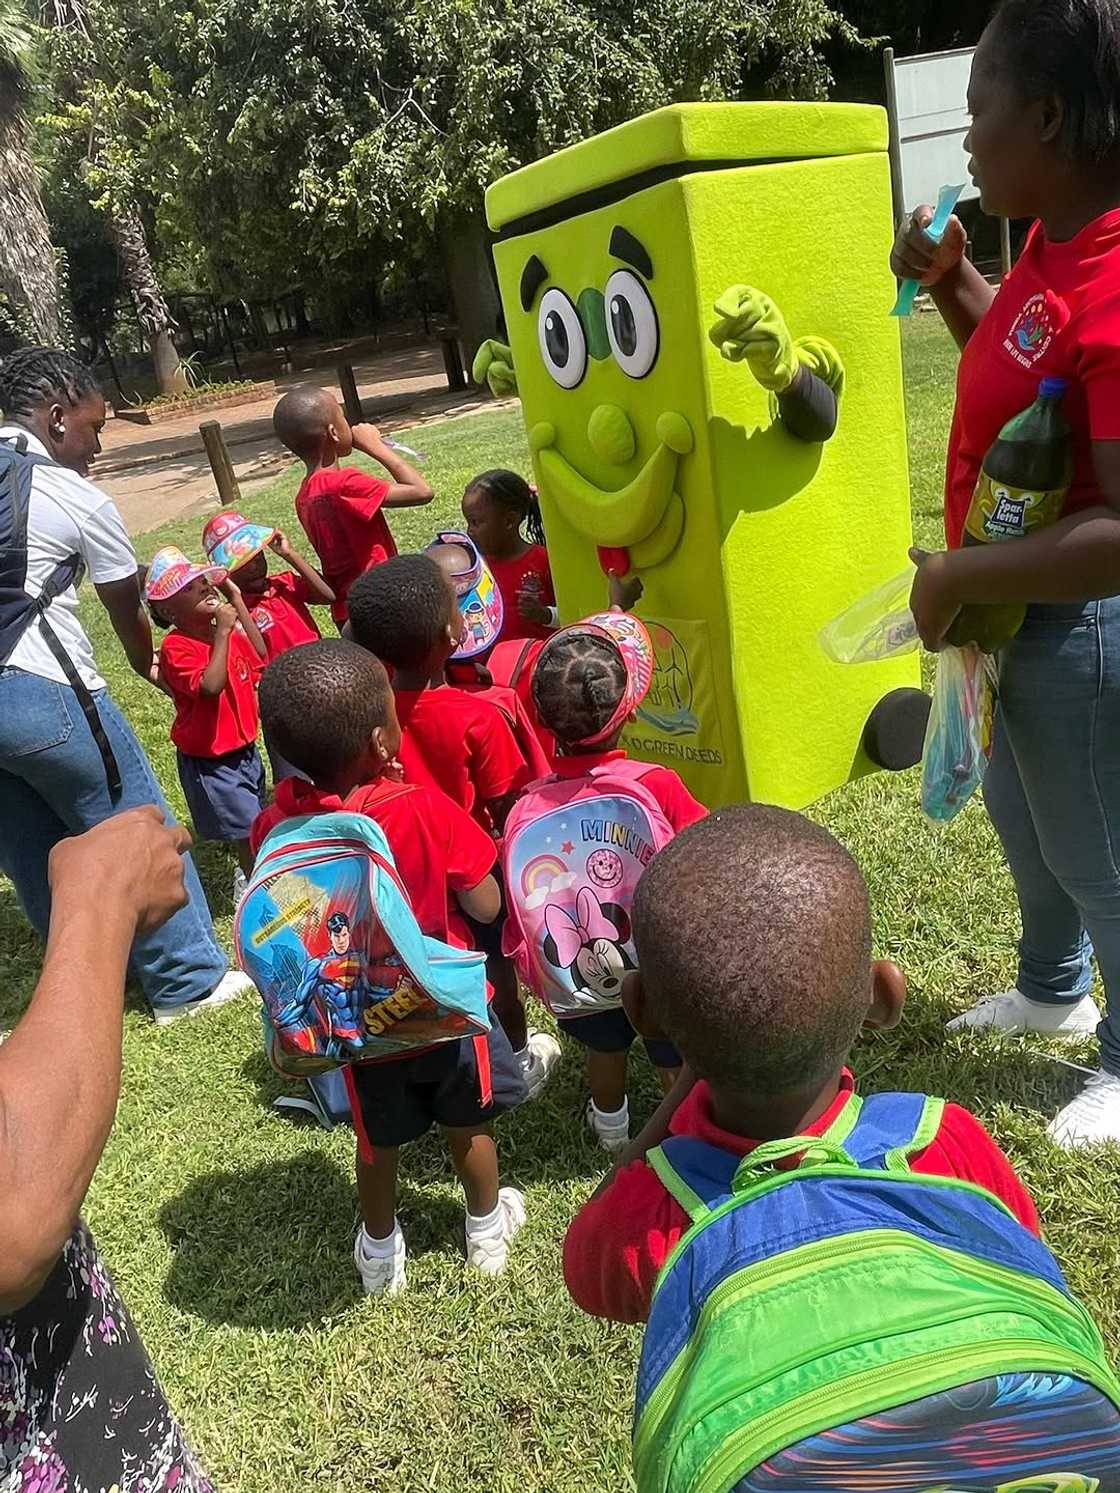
[983,598,1120,1073]
[0,668,228,1011]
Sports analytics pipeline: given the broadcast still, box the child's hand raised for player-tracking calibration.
[517,577,552,625]
[269,529,295,561]
[608,570,643,613]
[213,602,237,635]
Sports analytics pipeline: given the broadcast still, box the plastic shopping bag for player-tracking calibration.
[920,644,996,824]
[819,568,919,664]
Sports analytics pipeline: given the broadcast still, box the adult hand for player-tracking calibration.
[909,548,962,651]
[48,807,192,936]
[709,286,798,393]
[891,206,968,287]
[472,340,518,399]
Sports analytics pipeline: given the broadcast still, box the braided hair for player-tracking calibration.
[0,346,100,422]
[465,469,546,546]
[531,629,627,746]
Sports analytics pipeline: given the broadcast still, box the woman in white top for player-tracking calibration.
[0,345,249,1021]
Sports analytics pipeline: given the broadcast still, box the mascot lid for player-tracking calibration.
[486,102,888,237]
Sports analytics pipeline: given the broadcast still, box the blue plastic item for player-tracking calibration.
[891,183,966,318]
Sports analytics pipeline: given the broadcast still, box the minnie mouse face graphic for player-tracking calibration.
[543,886,634,1001]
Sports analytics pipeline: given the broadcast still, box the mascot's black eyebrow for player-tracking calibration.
[609,226,653,280]
[520,256,548,311]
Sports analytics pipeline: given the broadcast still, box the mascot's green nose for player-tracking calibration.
[577,288,610,360]
[587,403,637,466]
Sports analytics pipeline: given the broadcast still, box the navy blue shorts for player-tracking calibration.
[562,1006,681,1070]
[345,1021,527,1151]
[177,744,266,842]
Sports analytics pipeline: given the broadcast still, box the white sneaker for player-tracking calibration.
[354,1223,407,1296]
[586,1098,630,1154]
[465,1187,526,1276]
[233,866,249,906]
[153,970,256,1026]
[947,988,1100,1038]
[520,1030,562,1099]
[1047,1070,1120,1150]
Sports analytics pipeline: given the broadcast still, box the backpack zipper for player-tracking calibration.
[634,1229,1110,1485]
[686,1336,1114,1493]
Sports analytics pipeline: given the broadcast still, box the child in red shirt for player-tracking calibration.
[526,612,706,1153]
[144,545,268,888]
[563,804,1041,1325]
[272,384,433,626]
[203,509,335,781]
[461,469,556,645]
[252,639,527,1296]
[346,552,562,1100]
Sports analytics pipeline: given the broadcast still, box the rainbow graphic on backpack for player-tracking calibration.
[632,1091,1120,1493]
[502,759,675,1016]
[234,805,489,1076]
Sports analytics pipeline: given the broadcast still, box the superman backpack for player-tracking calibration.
[502,760,674,1016]
[633,1091,1120,1493]
[234,805,489,1076]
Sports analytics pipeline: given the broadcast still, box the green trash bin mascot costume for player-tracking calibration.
[475,102,927,811]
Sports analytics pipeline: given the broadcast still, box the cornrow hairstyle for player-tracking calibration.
[465,468,546,546]
[990,0,1120,166]
[0,346,100,422]
[531,629,627,746]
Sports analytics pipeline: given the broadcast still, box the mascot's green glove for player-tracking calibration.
[709,286,799,393]
[791,334,845,400]
[472,339,518,399]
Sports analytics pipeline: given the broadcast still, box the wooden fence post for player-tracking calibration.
[338,364,363,424]
[199,420,241,506]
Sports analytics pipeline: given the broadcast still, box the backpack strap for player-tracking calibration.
[647,1139,741,1224]
[0,437,122,796]
[843,1092,945,1171]
[507,637,538,689]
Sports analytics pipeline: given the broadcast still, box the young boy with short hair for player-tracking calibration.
[252,640,527,1296]
[563,804,1040,1324]
[272,385,433,626]
[347,554,562,1095]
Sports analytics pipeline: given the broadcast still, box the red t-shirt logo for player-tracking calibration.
[1003,290,1063,370]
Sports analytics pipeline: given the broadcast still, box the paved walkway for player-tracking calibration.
[95,339,497,537]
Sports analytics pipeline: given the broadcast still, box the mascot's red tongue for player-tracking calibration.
[597,545,630,577]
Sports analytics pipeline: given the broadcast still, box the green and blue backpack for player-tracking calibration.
[633,1091,1120,1493]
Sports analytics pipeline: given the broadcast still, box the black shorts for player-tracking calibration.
[463,864,507,961]
[561,1006,680,1070]
[345,1021,527,1153]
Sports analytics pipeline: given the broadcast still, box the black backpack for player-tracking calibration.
[0,435,121,793]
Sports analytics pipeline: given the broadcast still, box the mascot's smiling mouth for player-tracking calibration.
[529,411,693,574]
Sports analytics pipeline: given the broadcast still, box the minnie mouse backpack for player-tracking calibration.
[502,760,675,1016]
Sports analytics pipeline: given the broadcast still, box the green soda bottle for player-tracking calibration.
[948,376,1072,653]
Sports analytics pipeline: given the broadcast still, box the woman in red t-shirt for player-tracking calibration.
[892,0,1120,1148]
[461,469,557,645]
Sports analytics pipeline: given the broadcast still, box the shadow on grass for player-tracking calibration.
[159,1150,362,1327]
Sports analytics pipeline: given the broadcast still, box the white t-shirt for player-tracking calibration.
[1,426,138,692]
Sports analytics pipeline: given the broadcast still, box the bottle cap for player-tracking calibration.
[1040,376,1070,398]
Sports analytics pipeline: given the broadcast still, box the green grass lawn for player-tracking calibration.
[3,315,1119,1492]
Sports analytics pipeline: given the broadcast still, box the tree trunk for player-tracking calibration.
[0,105,61,345]
[108,200,188,395]
[439,211,502,375]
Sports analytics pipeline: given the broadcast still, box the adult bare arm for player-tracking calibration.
[890,207,995,352]
[0,808,191,1313]
[95,574,154,678]
[910,441,1120,648]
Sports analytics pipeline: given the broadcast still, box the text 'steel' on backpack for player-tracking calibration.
[633,1091,1120,1493]
[502,760,675,1017]
[234,807,489,1076]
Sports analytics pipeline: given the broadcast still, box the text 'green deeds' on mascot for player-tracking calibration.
[477,103,927,811]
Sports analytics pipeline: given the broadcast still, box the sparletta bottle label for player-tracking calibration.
[963,473,1068,544]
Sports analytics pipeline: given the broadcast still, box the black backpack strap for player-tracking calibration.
[1,437,123,798]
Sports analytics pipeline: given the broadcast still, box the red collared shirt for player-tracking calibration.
[159,626,263,757]
[394,685,533,831]
[551,749,707,833]
[563,1071,1040,1324]
[295,466,394,624]
[243,571,320,659]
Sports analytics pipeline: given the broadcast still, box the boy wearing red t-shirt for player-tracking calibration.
[563,804,1040,1325]
[252,640,527,1296]
[144,545,268,887]
[272,384,433,626]
[347,553,562,1099]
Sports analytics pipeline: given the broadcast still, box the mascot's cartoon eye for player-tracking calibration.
[538,288,587,389]
[605,269,659,379]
